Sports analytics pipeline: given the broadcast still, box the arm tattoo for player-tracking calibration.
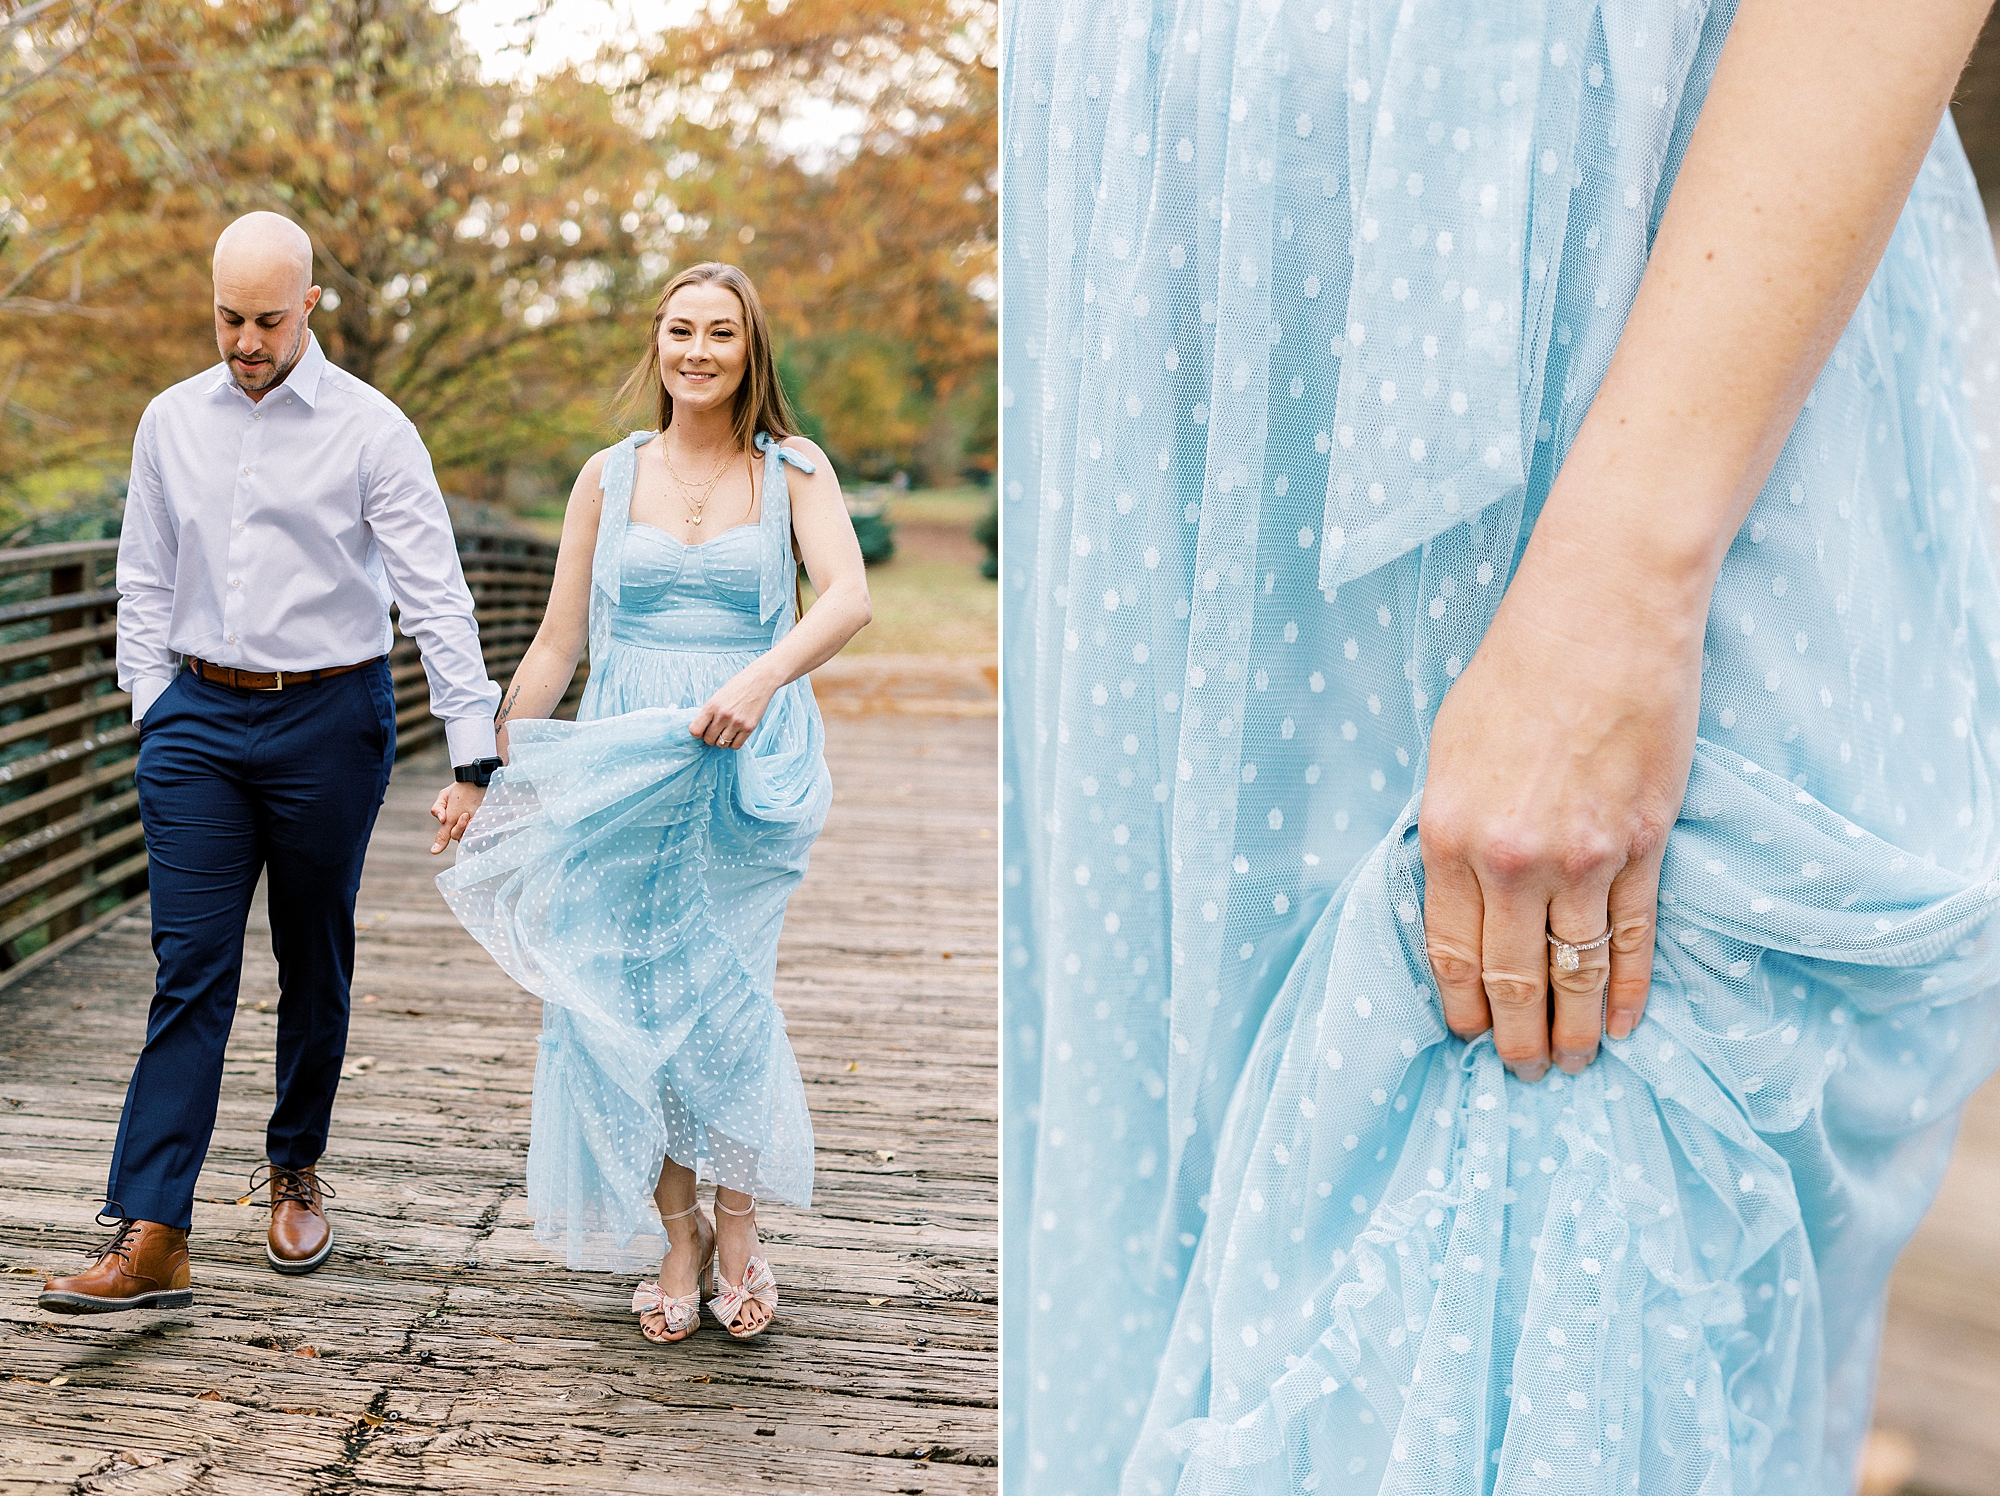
[495,684,522,727]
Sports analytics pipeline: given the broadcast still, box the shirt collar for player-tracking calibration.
[204,330,328,408]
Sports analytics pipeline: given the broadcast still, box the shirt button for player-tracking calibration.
[230,578,241,588]
[242,467,251,476]
[228,635,237,644]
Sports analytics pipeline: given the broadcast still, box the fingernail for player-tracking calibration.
[1607,1011,1636,1041]
[1515,1060,1549,1084]
[1554,1048,1596,1074]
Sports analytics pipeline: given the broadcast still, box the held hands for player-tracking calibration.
[429,780,486,855]
[1418,532,1706,1082]
[689,665,779,750]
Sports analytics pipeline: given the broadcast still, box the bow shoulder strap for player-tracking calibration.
[590,431,654,609]
[754,431,817,627]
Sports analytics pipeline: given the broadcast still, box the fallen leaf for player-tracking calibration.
[339,1056,376,1079]
[867,1297,888,1306]
[356,1413,385,1427]
[197,1390,223,1401]
[846,1061,859,1072]
[941,952,953,960]
[294,1345,320,1359]
[875,1150,896,1162]
[481,1329,513,1344]
[687,1374,711,1383]
[47,1375,68,1386]
[360,994,379,1003]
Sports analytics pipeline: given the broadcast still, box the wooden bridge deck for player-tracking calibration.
[1876,1076,2000,1496]
[0,702,997,1495]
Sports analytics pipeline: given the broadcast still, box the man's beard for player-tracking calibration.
[231,318,308,394]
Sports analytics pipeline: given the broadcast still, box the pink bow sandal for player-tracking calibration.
[709,1197,779,1339]
[632,1203,712,1344]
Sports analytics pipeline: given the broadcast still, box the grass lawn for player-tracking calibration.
[818,486,995,656]
[523,484,997,658]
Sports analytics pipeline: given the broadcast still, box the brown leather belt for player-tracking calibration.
[184,655,383,692]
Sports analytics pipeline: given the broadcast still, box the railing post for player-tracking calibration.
[39,560,89,949]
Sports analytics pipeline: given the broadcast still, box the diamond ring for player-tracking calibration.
[1547,926,1614,972]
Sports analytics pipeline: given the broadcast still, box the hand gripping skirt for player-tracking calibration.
[440,644,828,1271]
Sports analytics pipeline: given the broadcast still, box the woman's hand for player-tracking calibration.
[1418,528,1706,1080]
[690,664,779,749]
[429,781,486,855]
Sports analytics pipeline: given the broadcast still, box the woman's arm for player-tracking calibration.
[687,437,872,747]
[1419,0,1993,1081]
[428,449,607,853]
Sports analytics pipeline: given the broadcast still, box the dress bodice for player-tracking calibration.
[610,521,773,652]
[589,429,816,659]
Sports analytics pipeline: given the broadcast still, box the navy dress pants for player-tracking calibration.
[106,661,396,1230]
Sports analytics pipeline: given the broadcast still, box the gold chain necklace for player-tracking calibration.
[663,438,736,527]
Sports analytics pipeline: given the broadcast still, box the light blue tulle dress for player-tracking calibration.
[1003,1,2000,1492]
[441,431,828,1270]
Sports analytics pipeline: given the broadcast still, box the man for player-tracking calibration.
[39,212,499,1312]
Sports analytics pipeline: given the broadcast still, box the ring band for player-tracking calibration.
[1547,926,1613,972]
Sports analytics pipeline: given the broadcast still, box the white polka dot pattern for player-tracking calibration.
[440,432,829,1271]
[1000,0,2000,1491]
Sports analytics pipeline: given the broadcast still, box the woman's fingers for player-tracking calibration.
[1477,885,1555,1082]
[1547,877,1617,1075]
[1604,848,1665,1040]
[1420,846,1491,1041]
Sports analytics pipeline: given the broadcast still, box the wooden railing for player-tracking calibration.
[0,532,564,993]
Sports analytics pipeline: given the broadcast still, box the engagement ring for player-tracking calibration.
[1547,926,1614,972]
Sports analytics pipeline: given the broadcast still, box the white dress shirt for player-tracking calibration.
[116,334,500,765]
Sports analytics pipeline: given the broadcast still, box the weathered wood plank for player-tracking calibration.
[1875,1073,2000,1496]
[0,707,997,1495]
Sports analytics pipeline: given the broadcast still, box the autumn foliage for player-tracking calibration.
[0,0,996,513]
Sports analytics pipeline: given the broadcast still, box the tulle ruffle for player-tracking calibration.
[440,644,828,1270]
[1002,0,2000,1488]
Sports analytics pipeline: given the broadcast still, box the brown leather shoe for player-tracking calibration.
[39,1216,192,1314]
[257,1164,335,1275]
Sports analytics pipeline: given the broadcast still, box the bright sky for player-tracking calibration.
[450,0,702,84]
[449,0,862,163]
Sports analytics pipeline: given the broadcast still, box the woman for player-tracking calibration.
[1005,0,2000,1490]
[433,262,869,1343]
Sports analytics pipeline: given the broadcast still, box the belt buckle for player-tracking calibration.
[256,670,284,692]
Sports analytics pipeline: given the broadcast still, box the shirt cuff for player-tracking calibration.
[445,716,499,768]
[130,675,173,724]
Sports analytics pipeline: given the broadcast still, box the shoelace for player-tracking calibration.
[244,1164,337,1211]
[88,1207,138,1266]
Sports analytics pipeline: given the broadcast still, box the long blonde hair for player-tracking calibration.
[616,262,799,449]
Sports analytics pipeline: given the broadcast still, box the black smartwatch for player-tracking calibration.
[453,757,504,788]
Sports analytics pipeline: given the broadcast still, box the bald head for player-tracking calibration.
[214,211,312,292]
[212,212,319,401]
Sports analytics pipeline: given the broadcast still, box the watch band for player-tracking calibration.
[453,757,504,788]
